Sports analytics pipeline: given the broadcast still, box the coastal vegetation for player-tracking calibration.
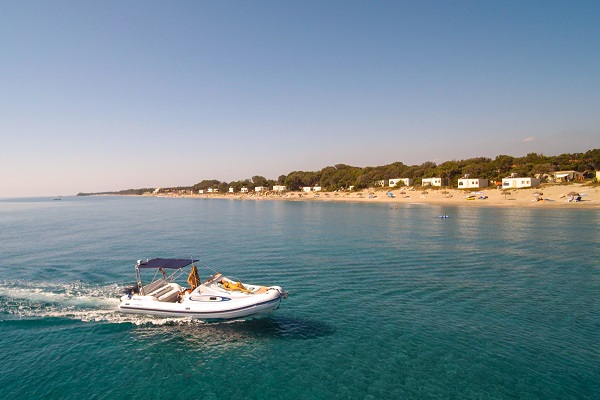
[77,188,155,196]
[77,149,600,196]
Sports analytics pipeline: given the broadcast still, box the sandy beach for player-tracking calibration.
[150,183,600,209]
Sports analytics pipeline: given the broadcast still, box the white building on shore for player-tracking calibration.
[422,178,442,187]
[302,186,322,192]
[458,178,488,189]
[552,170,584,182]
[502,177,541,189]
[272,185,286,192]
[389,178,413,187]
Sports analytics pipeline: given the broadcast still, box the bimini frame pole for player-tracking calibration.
[136,260,144,295]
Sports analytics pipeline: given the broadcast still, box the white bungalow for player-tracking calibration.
[207,188,218,193]
[272,185,286,192]
[422,178,442,187]
[553,170,584,182]
[228,187,234,193]
[198,189,204,194]
[255,186,267,192]
[596,171,600,180]
[240,187,249,193]
[375,180,386,187]
[502,177,541,189]
[458,178,488,189]
[302,187,312,193]
[313,186,322,192]
[389,178,413,187]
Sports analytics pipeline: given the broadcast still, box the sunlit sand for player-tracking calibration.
[147,183,600,209]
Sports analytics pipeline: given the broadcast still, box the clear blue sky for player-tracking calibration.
[1,1,599,197]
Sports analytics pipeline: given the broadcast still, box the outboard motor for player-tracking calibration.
[122,284,139,297]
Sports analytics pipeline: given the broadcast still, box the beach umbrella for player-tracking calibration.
[422,191,429,195]
[533,191,543,196]
[567,191,579,196]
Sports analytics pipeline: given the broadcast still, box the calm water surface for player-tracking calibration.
[0,196,598,399]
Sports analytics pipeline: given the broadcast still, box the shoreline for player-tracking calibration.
[141,183,600,209]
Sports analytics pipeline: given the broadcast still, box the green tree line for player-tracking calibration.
[190,149,600,192]
[78,149,600,195]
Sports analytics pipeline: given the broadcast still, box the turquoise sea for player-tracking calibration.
[0,196,598,399]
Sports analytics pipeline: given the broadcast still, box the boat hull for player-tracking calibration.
[119,290,282,320]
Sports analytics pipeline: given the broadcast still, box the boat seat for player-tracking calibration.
[157,287,180,302]
[142,279,168,295]
[148,284,173,298]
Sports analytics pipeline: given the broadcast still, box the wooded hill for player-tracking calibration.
[77,149,600,196]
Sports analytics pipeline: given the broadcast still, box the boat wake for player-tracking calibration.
[0,280,334,342]
[0,280,210,326]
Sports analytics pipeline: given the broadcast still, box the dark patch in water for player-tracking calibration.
[129,315,336,341]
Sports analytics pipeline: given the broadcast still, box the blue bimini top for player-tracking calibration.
[137,258,198,269]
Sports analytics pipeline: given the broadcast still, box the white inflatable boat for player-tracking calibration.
[119,258,287,320]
